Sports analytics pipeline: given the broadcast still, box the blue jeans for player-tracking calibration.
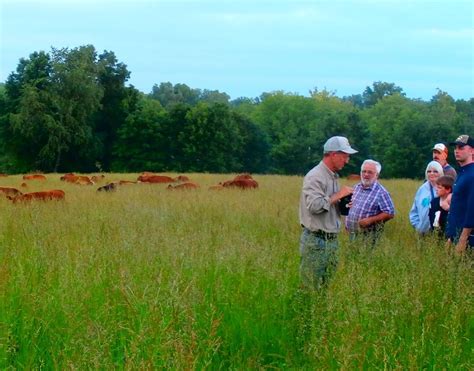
[299,229,338,289]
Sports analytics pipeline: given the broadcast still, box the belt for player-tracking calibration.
[303,227,338,240]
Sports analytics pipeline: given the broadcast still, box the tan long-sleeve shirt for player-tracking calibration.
[299,161,342,234]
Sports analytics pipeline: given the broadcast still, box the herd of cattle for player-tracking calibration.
[0,172,259,203]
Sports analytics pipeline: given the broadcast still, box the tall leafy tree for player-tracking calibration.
[179,103,243,172]
[252,92,316,174]
[150,82,200,108]
[3,46,103,172]
[94,50,137,171]
[363,94,431,178]
[113,97,167,171]
[362,81,405,107]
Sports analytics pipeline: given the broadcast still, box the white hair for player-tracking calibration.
[361,159,382,174]
[425,161,444,180]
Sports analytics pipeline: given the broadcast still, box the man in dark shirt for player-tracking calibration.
[446,135,474,253]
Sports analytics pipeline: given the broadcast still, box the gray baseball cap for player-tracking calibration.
[323,136,358,154]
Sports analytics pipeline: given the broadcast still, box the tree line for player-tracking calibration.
[0,45,472,178]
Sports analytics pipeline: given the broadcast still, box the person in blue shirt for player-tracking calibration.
[409,161,444,234]
[446,135,474,253]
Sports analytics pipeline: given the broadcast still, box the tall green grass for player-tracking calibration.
[0,174,472,368]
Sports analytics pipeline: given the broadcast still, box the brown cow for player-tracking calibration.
[233,173,254,181]
[10,190,65,203]
[23,174,47,181]
[60,174,94,185]
[167,182,199,190]
[222,179,258,189]
[0,186,23,198]
[91,174,106,183]
[138,175,175,183]
[0,173,8,177]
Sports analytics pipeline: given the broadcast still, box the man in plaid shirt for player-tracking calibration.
[345,159,395,245]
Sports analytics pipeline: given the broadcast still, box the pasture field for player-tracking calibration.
[0,173,472,369]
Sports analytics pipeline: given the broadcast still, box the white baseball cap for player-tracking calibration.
[432,143,448,153]
[323,136,358,154]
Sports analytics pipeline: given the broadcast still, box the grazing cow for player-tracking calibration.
[23,174,47,181]
[174,175,190,182]
[167,182,199,190]
[0,173,8,177]
[233,173,254,181]
[91,174,106,183]
[10,190,65,203]
[74,177,94,185]
[97,182,117,192]
[346,174,360,181]
[222,179,259,189]
[60,174,94,185]
[0,186,23,198]
[138,174,175,183]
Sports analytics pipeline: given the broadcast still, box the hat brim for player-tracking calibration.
[341,148,358,154]
[450,141,468,146]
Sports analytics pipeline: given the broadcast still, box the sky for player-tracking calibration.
[1,0,473,101]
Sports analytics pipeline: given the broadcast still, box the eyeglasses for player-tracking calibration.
[427,170,439,173]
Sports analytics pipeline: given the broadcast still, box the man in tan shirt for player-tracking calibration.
[299,136,357,289]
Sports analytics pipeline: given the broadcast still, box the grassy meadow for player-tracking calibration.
[0,173,472,369]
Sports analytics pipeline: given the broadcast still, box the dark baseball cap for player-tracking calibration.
[450,134,474,147]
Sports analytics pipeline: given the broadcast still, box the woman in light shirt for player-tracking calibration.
[409,161,444,234]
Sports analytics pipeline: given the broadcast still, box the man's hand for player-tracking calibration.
[331,186,353,204]
[455,239,468,255]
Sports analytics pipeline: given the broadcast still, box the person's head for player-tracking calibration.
[425,161,444,185]
[322,136,358,172]
[360,159,381,187]
[435,175,454,198]
[450,134,474,166]
[432,143,449,166]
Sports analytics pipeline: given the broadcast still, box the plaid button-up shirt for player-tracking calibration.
[345,181,395,232]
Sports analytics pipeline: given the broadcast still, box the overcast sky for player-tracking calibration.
[1,0,472,100]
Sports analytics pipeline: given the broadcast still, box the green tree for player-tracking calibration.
[252,92,315,174]
[362,81,405,107]
[113,97,167,171]
[93,50,138,171]
[179,103,243,172]
[150,82,200,108]
[363,94,431,178]
[3,46,104,172]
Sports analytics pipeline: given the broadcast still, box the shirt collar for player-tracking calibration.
[321,161,339,178]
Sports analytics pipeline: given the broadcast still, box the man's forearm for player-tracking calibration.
[360,212,394,228]
[455,228,473,253]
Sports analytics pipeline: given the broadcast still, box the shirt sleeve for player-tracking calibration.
[378,189,395,216]
[462,180,474,228]
[303,176,331,215]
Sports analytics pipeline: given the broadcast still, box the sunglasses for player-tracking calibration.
[427,170,439,173]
